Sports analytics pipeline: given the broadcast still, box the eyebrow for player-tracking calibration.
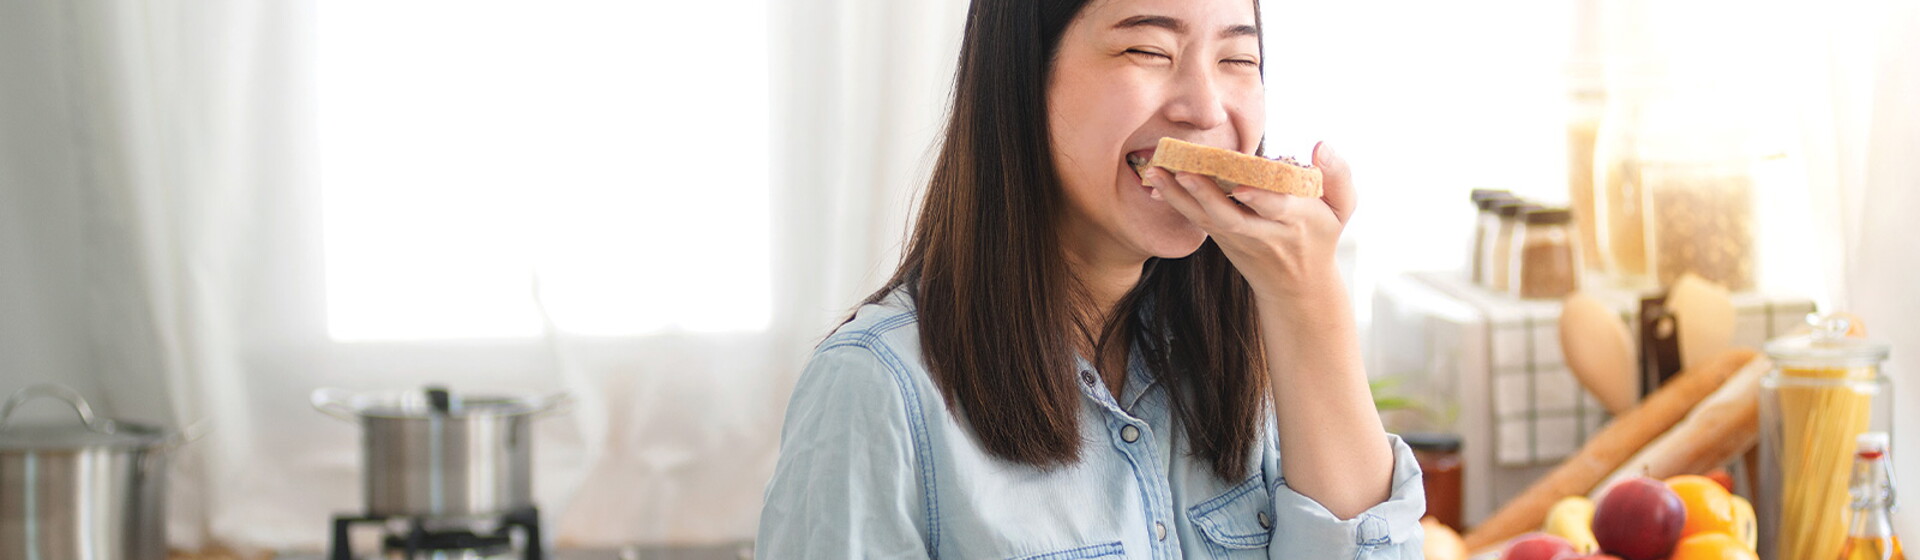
[1112,15,1260,40]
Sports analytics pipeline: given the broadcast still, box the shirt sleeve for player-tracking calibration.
[1266,433,1427,559]
[756,340,934,559]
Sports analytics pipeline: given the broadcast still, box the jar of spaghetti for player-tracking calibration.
[1757,314,1894,560]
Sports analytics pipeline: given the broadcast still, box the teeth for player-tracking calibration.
[1127,153,1148,166]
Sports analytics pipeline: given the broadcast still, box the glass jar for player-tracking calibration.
[1483,200,1535,294]
[1469,190,1512,285]
[1641,158,1757,291]
[1566,0,1606,274]
[1510,207,1581,299]
[1403,432,1465,533]
[1757,314,1894,560]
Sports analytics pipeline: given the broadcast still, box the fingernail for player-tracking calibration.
[1316,142,1336,164]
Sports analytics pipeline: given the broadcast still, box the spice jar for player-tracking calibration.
[1757,314,1894,560]
[1510,207,1581,299]
[1484,200,1537,294]
[1469,190,1513,285]
[1403,432,1465,533]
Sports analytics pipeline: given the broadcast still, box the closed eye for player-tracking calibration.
[1126,48,1171,61]
[1223,58,1259,67]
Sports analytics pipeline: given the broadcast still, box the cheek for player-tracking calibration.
[1232,85,1267,152]
[1049,67,1155,185]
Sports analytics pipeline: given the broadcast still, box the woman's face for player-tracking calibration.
[1048,0,1265,263]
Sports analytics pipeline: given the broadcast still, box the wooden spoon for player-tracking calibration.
[1560,292,1640,414]
[1667,274,1736,371]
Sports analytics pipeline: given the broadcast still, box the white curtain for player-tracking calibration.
[1814,0,1920,539]
[0,0,966,553]
[3,0,1914,551]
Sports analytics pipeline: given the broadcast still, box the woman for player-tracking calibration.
[758,0,1424,557]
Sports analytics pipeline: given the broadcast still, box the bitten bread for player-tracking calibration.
[1140,137,1323,198]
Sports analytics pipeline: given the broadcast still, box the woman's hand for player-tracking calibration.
[1143,141,1354,305]
[1146,142,1394,519]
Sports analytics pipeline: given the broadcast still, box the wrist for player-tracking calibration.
[1250,265,1346,307]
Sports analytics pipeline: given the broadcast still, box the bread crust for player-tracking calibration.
[1144,137,1323,198]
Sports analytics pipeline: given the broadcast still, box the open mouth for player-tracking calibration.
[1125,149,1154,180]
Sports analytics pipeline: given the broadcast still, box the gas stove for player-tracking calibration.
[278,542,753,560]
[327,506,544,560]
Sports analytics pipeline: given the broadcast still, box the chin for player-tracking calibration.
[1135,221,1209,260]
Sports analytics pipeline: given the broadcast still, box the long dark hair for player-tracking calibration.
[858,0,1268,481]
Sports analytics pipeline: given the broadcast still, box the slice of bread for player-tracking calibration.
[1142,137,1323,198]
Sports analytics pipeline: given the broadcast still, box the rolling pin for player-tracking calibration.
[1461,348,1760,551]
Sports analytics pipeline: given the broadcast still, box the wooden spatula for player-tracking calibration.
[1560,292,1640,414]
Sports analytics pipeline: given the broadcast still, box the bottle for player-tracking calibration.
[1837,432,1904,560]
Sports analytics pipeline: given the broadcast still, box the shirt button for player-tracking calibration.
[1079,370,1097,386]
[1154,521,1167,541]
[1120,424,1140,443]
[1257,511,1272,530]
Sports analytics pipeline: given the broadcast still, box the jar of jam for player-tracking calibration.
[1403,432,1465,532]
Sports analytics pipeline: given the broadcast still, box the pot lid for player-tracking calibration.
[0,421,166,450]
[313,385,568,419]
[0,384,169,450]
[1764,313,1890,368]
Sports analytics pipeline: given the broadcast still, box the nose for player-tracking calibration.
[1163,62,1230,130]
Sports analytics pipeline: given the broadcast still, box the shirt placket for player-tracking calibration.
[1073,357,1180,560]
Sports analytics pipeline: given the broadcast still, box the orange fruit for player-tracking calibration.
[1667,474,1739,538]
[1669,532,1758,560]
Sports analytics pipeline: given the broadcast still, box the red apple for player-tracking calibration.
[1704,468,1736,493]
[1556,555,1623,560]
[1504,532,1577,560]
[1592,477,1686,560]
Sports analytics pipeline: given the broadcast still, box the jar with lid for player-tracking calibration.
[1403,432,1465,533]
[1469,190,1512,285]
[1590,0,1774,291]
[1757,314,1895,560]
[1510,207,1581,299]
[1483,200,1537,294]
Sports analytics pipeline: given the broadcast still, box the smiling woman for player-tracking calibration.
[755,0,1427,557]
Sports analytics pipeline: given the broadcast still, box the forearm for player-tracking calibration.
[1256,273,1394,520]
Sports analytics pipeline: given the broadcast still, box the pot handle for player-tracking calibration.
[531,391,575,418]
[0,383,120,434]
[310,387,361,422]
[158,418,212,452]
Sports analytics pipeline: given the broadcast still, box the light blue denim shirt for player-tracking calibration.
[758,289,1426,559]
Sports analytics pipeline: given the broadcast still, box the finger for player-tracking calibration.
[1313,141,1357,225]
[1227,185,1312,225]
[1168,171,1257,232]
[1143,167,1215,227]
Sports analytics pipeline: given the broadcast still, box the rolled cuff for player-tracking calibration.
[1268,433,1427,558]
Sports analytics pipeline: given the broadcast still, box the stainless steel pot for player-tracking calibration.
[0,384,193,560]
[312,386,568,517]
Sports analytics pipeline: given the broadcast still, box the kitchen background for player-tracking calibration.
[0,0,1914,558]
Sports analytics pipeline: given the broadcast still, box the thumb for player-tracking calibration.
[1313,141,1357,225]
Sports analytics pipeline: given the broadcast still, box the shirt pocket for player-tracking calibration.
[1187,474,1275,558]
[1007,541,1126,560]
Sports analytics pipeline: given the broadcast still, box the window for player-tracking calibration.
[318,1,771,341]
